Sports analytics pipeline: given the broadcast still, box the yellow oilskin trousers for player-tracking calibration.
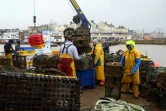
[89,44,104,81]
[121,83,139,97]
[5,53,13,66]
[59,54,76,78]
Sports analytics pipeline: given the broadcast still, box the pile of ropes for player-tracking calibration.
[89,98,145,111]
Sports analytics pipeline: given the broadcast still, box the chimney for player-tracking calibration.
[91,20,94,23]
[105,22,107,24]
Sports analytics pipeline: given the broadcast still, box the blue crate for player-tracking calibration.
[76,68,95,89]
[19,47,35,51]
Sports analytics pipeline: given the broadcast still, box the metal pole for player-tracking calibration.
[34,0,35,16]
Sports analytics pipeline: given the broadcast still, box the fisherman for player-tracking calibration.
[102,38,109,54]
[58,28,82,77]
[15,40,21,51]
[4,39,16,66]
[120,40,141,98]
[87,39,105,85]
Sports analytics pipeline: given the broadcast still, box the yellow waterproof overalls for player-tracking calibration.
[89,44,105,81]
[5,46,13,66]
[58,44,76,77]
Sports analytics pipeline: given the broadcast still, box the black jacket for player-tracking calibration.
[4,42,14,54]
[103,42,109,54]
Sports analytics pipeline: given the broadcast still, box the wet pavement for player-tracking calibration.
[80,85,166,111]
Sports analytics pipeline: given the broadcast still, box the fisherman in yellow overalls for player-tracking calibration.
[4,40,15,66]
[88,39,105,85]
[58,36,82,77]
[120,40,141,98]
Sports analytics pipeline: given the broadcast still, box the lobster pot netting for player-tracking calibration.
[157,72,166,91]
[150,88,166,109]
[74,56,92,70]
[104,62,122,100]
[105,54,121,63]
[147,67,166,82]
[105,62,122,77]
[33,55,50,68]
[139,60,154,85]
[47,55,59,69]
[34,68,66,76]
[0,72,80,111]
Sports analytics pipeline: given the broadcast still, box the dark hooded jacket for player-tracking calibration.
[4,40,14,54]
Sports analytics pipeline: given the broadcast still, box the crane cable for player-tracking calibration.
[65,0,77,15]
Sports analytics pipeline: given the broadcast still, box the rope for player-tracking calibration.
[89,98,145,111]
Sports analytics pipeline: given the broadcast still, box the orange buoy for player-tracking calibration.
[154,62,159,67]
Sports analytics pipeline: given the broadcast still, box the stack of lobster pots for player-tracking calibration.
[104,62,123,100]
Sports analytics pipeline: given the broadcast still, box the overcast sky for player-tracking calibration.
[0,0,165,33]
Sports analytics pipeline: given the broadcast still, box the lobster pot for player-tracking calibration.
[75,26,89,37]
[139,60,154,85]
[157,72,166,91]
[0,73,80,111]
[150,89,166,109]
[72,37,89,47]
[105,62,122,77]
[47,55,59,69]
[147,67,166,82]
[12,55,26,69]
[74,56,92,70]
[33,54,49,68]
[34,68,66,76]
[105,54,121,63]
[140,81,152,98]
[0,58,11,66]
[104,62,122,100]
[105,77,121,100]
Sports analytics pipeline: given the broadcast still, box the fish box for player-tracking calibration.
[76,68,95,89]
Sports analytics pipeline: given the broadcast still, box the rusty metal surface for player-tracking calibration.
[0,73,80,111]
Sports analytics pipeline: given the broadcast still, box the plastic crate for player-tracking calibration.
[17,50,35,55]
[76,68,95,89]
[19,47,35,51]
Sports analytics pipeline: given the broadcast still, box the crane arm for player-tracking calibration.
[69,0,89,29]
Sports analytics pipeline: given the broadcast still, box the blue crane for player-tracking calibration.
[69,0,89,29]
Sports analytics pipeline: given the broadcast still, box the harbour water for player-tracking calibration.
[0,44,166,66]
